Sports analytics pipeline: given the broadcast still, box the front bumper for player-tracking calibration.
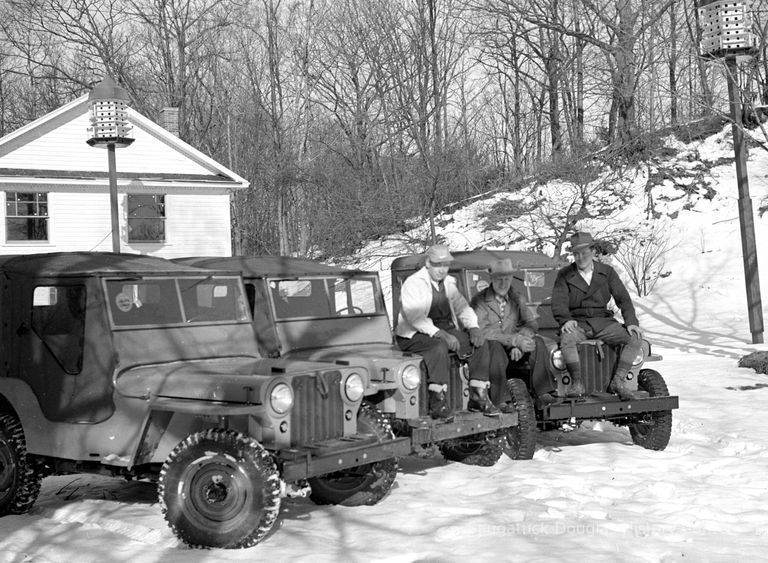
[539,393,679,423]
[278,435,411,481]
[406,411,519,446]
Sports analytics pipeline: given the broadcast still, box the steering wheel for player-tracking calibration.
[336,306,364,316]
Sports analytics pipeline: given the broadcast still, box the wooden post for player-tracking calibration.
[726,55,764,344]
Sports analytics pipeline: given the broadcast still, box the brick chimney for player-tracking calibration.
[159,107,179,136]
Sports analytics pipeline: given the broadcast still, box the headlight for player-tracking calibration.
[401,364,421,391]
[269,383,293,414]
[344,372,365,402]
[551,349,566,371]
[632,347,645,366]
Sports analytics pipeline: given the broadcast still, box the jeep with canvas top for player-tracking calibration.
[0,252,409,549]
[177,256,536,465]
[391,250,679,451]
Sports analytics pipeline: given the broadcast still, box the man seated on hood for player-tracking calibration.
[395,244,499,419]
[472,258,557,408]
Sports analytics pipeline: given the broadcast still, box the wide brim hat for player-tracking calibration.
[490,258,514,277]
[569,231,596,251]
[426,244,454,263]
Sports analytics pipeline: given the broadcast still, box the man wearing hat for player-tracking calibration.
[395,244,498,419]
[472,258,557,408]
[551,232,648,400]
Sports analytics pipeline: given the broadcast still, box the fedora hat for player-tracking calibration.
[569,231,595,251]
[426,244,454,263]
[490,258,514,277]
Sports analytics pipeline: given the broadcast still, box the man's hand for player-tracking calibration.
[627,324,643,339]
[434,329,461,352]
[468,327,486,348]
[561,320,579,334]
[512,334,536,353]
[509,347,524,361]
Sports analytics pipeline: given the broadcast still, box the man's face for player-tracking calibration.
[426,259,450,282]
[573,246,595,270]
[491,274,513,296]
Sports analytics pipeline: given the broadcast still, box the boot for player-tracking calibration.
[609,372,649,401]
[428,384,452,420]
[568,374,586,398]
[565,362,585,398]
[467,381,500,416]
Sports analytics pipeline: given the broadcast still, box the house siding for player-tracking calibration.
[0,190,232,257]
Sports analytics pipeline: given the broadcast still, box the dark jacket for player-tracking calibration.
[551,261,638,333]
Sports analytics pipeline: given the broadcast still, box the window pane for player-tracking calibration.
[179,277,250,323]
[128,194,164,217]
[128,218,165,242]
[31,285,86,374]
[7,218,47,241]
[106,279,183,326]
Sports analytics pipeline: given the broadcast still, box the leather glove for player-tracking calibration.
[468,327,485,348]
[434,329,461,352]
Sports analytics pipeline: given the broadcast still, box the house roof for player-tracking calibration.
[0,95,249,191]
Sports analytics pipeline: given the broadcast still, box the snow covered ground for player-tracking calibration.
[2,127,768,562]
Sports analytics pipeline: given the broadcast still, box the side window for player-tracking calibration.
[127,194,165,243]
[6,191,48,241]
[31,285,86,374]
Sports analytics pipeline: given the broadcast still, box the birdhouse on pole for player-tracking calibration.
[697,0,757,58]
[86,76,135,148]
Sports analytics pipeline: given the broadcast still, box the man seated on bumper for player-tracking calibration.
[395,244,499,419]
[472,258,557,408]
[551,232,649,400]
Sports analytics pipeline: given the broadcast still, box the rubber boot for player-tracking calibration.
[467,380,500,416]
[609,372,649,400]
[428,384,452,419]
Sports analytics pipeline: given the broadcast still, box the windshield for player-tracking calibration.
[269,275,383,320]
[106,276,250,327]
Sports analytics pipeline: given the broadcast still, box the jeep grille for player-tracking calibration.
[579,342,617,394]
[290,371,344,445]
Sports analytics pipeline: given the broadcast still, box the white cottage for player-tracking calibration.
[0,95,248,257]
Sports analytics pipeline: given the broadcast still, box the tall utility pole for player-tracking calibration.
[697,0,764,344]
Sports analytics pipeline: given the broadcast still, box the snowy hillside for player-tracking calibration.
[2,126,768,562]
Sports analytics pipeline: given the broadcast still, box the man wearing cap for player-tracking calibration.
[551,232,648,400]
[395,244,498,419]
[472,258,557,408]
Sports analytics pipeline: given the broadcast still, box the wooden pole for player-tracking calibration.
[107,143,121,253]
[726,55,764,344]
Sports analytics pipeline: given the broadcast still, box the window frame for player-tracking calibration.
[127,194,166,243]
[5,191,49,242]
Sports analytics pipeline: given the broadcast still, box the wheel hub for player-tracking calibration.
[203,475,229,504]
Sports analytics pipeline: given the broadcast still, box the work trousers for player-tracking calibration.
[397,329,491,386]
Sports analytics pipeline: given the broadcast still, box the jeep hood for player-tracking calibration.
[115,356,351,403]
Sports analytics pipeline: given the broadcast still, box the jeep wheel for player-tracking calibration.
[0,413,42,515]
[158,429,281,549]
[309,402,398,506]
[628,369,673,451]
[439,433,503,467]
[501,378,537,460]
